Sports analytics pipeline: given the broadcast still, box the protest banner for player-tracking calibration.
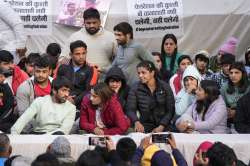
[127,0,184,38]
[4,0,52,35]
[56,0,111,27]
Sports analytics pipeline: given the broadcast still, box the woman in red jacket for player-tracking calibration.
[80,82,130,135]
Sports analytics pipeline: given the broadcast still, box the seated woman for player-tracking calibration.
[169,55,192,97]
[176,80,228,134]
[175,65,202,116]
[80,83,130,135]
[151,51,171,83]
[126,61,175,133]
[160,33,182,76]
[104,66,130,110]
[220,62,250,129]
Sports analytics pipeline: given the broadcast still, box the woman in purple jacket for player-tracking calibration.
[176,80,228,134]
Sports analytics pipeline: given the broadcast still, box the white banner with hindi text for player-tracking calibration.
[127,0,184,38]
[5,0,52,35]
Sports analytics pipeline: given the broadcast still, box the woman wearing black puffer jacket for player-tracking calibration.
[126,61,175,133]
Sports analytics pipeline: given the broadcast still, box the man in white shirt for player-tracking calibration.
[60,8,116,74]
[11,77,76,135]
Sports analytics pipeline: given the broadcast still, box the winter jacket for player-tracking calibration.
[209,70,229,89]
[57,60,98,109]
[126,79,175,132]
[16,76,53,115]
[220,84,250,109]
[175,65,202,116]
[104,66,130,109]
[235,91,250,133]
[0,83,14,115]
[0,1,27,52]
[200,70,213,80]
[80,94,130,135]
[177,96,228,134]
[112,40,157,86]
[169,71,183,98]
[9,66,29,96]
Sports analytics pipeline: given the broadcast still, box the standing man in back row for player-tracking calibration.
[60,8,116,76]
[0,1,27,64]
[112,22,156,86]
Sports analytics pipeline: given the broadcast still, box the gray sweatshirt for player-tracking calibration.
[112,40,156,86]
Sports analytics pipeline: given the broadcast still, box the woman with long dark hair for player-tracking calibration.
[221,62,250,125]
[126,60,175,133]
[80,83,130,135]
[176,80,228,134]
[152,51,171,83]
[160,34,182,76]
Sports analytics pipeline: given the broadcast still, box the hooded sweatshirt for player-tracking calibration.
[16,76,53,115]
[111,40,157,86]
[175,65,202,116]
[104,66,129,109]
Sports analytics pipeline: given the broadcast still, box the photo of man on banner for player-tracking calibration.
[56,0,110,27]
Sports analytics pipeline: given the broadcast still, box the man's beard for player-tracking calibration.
[86,27,99,35]
[55,95,66,103]
[117,40,127,46]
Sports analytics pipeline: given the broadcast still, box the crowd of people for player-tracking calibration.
[0,6,250,166]
[0,133,248,166]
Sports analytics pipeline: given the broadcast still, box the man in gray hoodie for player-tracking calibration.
[16,56,53,116]
[112,22,156,86]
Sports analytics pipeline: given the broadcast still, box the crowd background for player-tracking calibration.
[25,0,250,61]
[1,0,250,166]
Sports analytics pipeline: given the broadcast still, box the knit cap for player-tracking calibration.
[141,144,177,166]
[151,150,177,166]
[193,141,213,166]
[219,37,238,56]
[50,136,71,158]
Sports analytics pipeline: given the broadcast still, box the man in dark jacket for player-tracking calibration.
[235,91,250,133]
[0,69,14,132]
[57,40,98,109]
[105,66,129,110]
